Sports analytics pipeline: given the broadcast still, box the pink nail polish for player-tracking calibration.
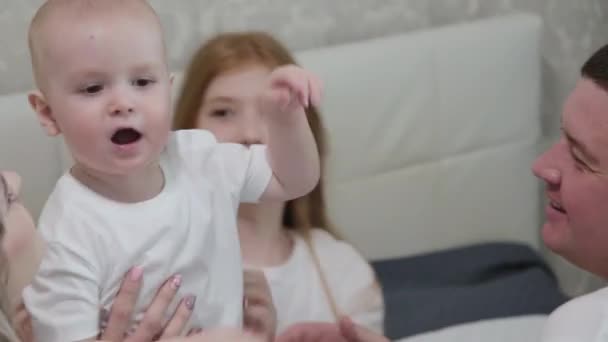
[172,274,182,289]
[185,295,197,310]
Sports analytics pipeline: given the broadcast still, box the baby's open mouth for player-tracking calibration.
[111,128,142,145]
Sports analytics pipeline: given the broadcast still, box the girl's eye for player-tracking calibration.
[211,109,230,117]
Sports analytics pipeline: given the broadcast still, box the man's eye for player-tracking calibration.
[573,156,590,171]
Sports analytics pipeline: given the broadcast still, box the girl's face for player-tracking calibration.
[196,64,271,145]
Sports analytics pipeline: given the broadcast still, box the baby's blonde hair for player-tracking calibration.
[28,0,163,89]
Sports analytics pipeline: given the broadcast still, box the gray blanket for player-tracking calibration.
[371,242,568,339]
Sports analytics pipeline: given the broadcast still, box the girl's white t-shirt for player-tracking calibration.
[252,229,384,335]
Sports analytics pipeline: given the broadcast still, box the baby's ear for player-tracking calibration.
[28,90,60,136]
[169,73,175,86]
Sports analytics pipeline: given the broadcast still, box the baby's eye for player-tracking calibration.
[133,78,155,87]
[81,84,103,94]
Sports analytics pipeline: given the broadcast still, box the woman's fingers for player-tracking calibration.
[101,266,144,341]
[127,274,187,342]
[338,317,389,342]
[159,294,197,339]
[13,301,33,342]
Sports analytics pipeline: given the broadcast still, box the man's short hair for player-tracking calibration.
[582,44,608,90]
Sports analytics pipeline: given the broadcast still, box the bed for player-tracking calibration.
[293,13,566,340]
[0,12,564,341]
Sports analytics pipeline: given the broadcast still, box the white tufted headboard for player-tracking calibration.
[297,13,543,260]
[0,13,542,262]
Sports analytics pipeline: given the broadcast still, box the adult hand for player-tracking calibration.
[338,317,389,342]
[99,266,199,341]
[243,269,277,341]
[276,317,389,342]
[126,328,263,342]
[277,321,348,342]
[13,301,33,342]
[189,328,265,342]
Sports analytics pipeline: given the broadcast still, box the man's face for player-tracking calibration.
[532,78,608,277]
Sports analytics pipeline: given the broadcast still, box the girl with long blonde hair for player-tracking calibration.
[173,31,384,335]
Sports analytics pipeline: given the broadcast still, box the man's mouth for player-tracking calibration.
[111,128,142,145]
[549,199,566,213]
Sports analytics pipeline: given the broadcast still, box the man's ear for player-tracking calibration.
[28,90,60,136]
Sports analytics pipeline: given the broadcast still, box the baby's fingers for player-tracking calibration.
[270,67,309,107]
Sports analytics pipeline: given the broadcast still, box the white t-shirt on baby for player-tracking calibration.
[254,229,384,335]
[23,129,272,342]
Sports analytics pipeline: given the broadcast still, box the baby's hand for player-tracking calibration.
[258,65,323,121]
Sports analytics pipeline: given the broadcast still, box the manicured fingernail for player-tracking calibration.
[171,274,182,289]
[130,266,143,281]
[185,295,197,310]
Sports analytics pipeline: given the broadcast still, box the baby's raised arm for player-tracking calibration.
[257,65,322,202]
